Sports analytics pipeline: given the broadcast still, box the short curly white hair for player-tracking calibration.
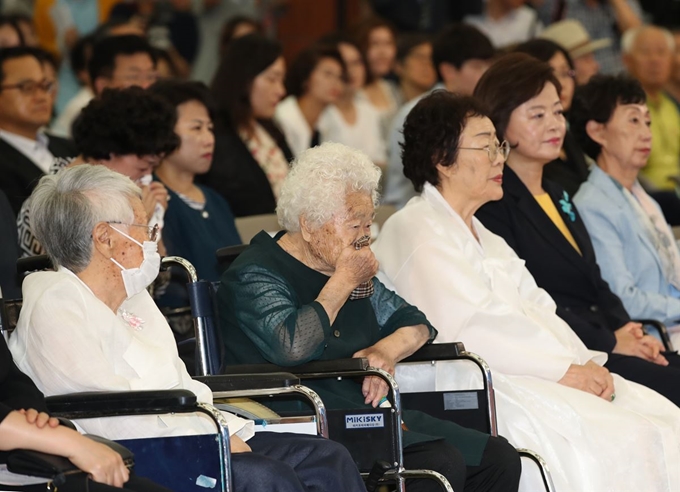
[277,142,381,232]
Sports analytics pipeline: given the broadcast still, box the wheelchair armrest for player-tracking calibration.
[57,417,76,430]
[223,358,370,376]
[401,342,467,363]
[46,389,198,418]
[195,372,300,391]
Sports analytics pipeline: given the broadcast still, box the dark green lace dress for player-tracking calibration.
[218,231,489,465]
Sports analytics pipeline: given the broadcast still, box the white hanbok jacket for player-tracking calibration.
[373,183,680,492]
[9,268,253,442]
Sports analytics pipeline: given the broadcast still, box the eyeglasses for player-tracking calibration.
[108,222,160,242]
[459,140,510,162]
[0,79,56,96]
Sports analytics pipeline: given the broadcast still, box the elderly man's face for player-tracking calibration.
[626,29,673,91]
[306,192,374,271]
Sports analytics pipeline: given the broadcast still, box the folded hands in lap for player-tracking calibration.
[558,361,616,401]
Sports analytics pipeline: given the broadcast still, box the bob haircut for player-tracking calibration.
[211,33,282,131]
[401,90,490,192]
[569,74,647,160]
[30,164,141,273]
[149,79,216,121]
[473,53,562,141]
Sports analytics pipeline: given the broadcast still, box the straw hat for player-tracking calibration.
[539,19,611,58]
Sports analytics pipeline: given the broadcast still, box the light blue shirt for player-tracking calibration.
[574,165,680,324]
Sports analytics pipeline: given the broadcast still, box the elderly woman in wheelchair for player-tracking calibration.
[218,142,522,492]
[0,335,171,492]
[8,164,366,492]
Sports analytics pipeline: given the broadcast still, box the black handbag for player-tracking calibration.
[6,435,134,488]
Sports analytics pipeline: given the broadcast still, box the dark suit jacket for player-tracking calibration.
[196,119,292,218]
[543,130,589,197]
[0,190,20,299]
[0,133,76,217]
[476,166,630,353]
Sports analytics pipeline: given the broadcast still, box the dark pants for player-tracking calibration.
[231,432,366,492]
[606,352,680,406]
[403,436,521,492]
[10,474,171,491]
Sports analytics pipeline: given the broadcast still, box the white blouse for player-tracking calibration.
[274,96,312,158]
[9,268,253,441]
[318,99,387,165]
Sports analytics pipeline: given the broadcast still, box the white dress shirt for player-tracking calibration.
[274,96,312,158]
[0,130,55,174]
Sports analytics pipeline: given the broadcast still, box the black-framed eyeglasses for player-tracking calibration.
[0,79,56,96]
[459,140,510,162]
[108,221,160,242]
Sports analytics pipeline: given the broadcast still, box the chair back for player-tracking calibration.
[235,214,280,244]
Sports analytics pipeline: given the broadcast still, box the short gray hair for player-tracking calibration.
[277,142,381,232]
[30,164,142,273]
[622,25,675,54]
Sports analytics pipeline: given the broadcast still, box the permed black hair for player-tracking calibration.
[401,90,490,192]
[72,86,180,160]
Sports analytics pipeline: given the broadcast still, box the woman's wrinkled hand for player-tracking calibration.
[558,361,615,401]
[334,244,379,289]
[68,437,130,487]
[354,345,396,407]
[613,322,668,366]
[19,408,59,429]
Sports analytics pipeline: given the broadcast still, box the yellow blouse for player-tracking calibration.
[534,193,582,255]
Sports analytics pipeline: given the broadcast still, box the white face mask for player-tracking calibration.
[109,226,161,299]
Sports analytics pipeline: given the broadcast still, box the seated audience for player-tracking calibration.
[471,54,680,406]
[17,87,177,258]
[197,34,291,217]
[539,19,608,85]
[563,0,643,75]
[275,44,344,157]
[515,38,589,196]
[9,164,367,492]
[52,34,159,138]
[464,0,543,49]
[373,89,680,492]
[350,18,399,138]
[0,337,171,492]
[572,75,680,346]
[393,33,436,105]
[317,34,386,169]
[150,80,241,304]
[219,142,522,492]
[0,47,76,217]
[383,24,494,208]
[623,26,680,192]
[668,29,680,110]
